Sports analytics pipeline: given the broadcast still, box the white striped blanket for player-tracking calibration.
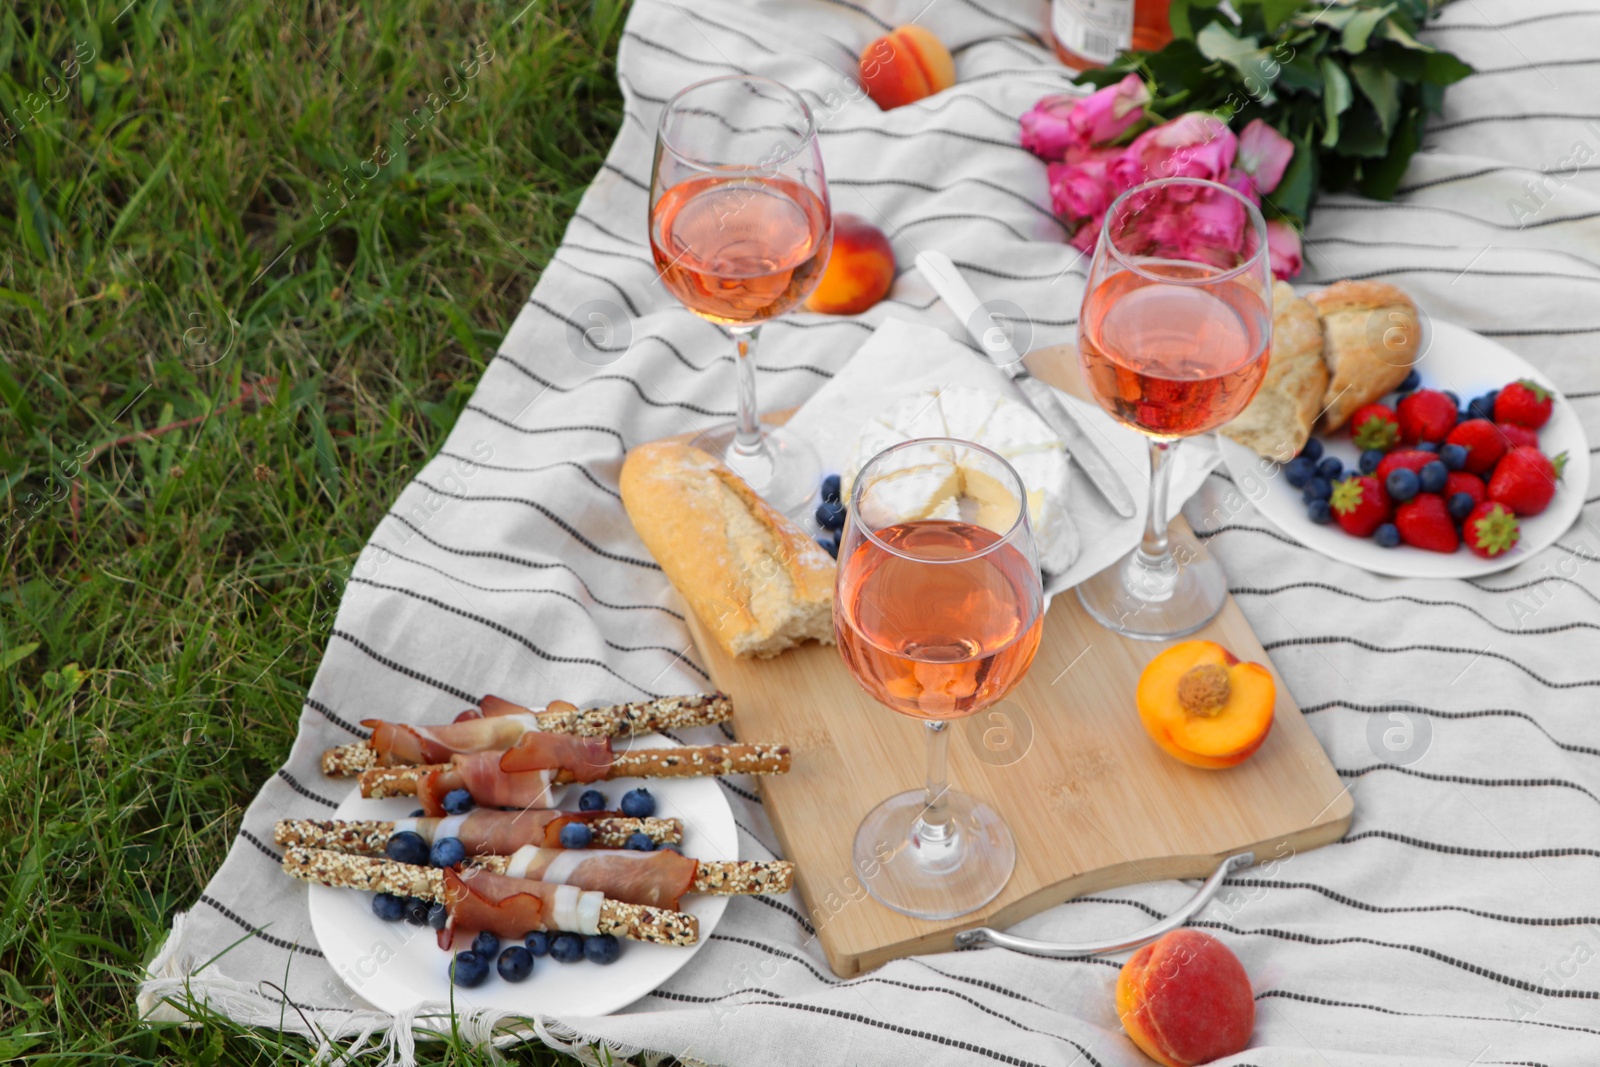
[141,1,1600,1064]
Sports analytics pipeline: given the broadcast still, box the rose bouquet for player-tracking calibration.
[1021,0,1472,279]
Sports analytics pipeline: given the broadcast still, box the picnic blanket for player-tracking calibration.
[139,1,1600,1063]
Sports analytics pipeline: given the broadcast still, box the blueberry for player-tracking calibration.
[372,892,406,922]
[1419,461,1448,494]
[410,809,425,818]
[1448,492,1476,521]
[558,822,593,849]
[1414,441,1438,454]
[583,934,622,965]
[1442,389,1460,407]
[1398,369,1421,392]
[428,902,448,930]
[441,788,474,815]
[1373,523,1401,548]
[385,830,430,866]
[472,930,500,958]
[525,930,551,957]
[620,788,657,818]
[1439,443,1467,471]
[1358,449,1384,475]
[1301,477,1332,503]
[1315,456,1343,481]
[624,831,656,851]
[1386,468,1420,502]
[1466,396,1494,421]
[578,789,606,812]
[430,836,467,869]
[820,473,842,503]
[403,897,431,926]
[1284,456,1316,488]
[450,950,489,988]
[815,500,846,531]
[815,532,839,559]
[497,945,534,982]
[1299,438,1324,462]
[549,932,585,963]
[1307,499,1332,525]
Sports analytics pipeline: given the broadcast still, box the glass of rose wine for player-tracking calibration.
[649,75,832,513]
[834,439,1044,919]
[1075,177,1273,639]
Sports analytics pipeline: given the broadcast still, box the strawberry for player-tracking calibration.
[1443,419,1506,475]
[1494,379,1553,429]
[1496,422,1540,450]
[1463,502,1521,559]
[1376,449,1437,484]
[1349,403,1401,451]
[1395,494,1460,553]
[1330,475,1391,537]
[1488,447,1566,516]
[1396,389,1458,444]
[1444,470,1486,508]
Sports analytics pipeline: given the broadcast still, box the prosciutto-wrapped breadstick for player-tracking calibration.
[468,846,794,906]
[359,737,790,815]
[281,846,698,947]
[321,692,733,776]
[274,809,683,855]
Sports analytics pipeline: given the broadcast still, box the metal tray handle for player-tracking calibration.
[953,851,1255,958]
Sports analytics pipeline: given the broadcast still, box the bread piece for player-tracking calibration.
[1221,282,1329,460]
[1308,280,1421,432]
[620,441,834,658]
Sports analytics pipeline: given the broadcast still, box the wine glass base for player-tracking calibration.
[690,422,821,516]
[1075,531,1228,640]
[851,788,1016,921]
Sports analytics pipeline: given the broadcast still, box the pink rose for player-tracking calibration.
[1021,75,1149,161]
[1114,112,1238,188]
[1223,166,1261,206]
[1047,159,1114,223]
[1234,119,1295,196]
[1266,219,1303,280]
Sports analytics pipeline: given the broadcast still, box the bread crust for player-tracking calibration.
[1308,280,1421,431]
[1220,282,1328,460]
[620,441,834,658]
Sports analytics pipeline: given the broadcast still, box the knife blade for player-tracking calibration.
[914,251,1138,518]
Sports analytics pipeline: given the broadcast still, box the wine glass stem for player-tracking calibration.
[1138,438,1176,565]
[728,324,765,465]
[917,720,954,844]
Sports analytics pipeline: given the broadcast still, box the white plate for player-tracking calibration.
[307,733,737,1016]
[1219,318,1590,579]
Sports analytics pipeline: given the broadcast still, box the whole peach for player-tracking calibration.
[804,213,894,315]
[858,25,955,110]
[1115,930,1254,1066]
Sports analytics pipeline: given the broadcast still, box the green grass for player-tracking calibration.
[0,1,628,1062]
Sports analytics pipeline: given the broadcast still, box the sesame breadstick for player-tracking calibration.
[273,815,683,853]
[464,854,796,896]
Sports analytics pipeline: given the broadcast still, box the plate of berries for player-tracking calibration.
[1218,319,1589,578]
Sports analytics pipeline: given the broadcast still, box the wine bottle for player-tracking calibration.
[1050,0,1173,70]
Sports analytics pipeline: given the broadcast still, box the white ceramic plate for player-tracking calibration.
[307,733,737,1016]
[1219,318,1590,579]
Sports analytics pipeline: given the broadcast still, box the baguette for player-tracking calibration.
[1309,280,1422,432]
[620,440,834,659]
[1221,282,1329,460]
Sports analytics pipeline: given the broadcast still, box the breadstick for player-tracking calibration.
[280,846,699,946]
[464,854,796,896]
[320,691,734,776]
[273,815,684,853]
[359,743,790,800]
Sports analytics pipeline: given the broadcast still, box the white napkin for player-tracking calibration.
[785,319,1219,600]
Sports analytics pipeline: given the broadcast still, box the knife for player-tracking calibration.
[914,251,1138,519]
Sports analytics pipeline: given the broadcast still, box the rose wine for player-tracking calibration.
[835,520,1043,722]
[1078,268,1271,437]
[649,175,831,325]
[1051,0,1172,70]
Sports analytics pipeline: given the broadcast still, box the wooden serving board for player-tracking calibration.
[681,343,1353,978]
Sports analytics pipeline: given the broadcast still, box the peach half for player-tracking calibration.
[1135,641,1274,769]
[805,213,894,315]
[858,25,955,110]
[1116,929,1256,1066]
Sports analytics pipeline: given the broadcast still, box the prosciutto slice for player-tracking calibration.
[440,866,603,949]
[498,731,613,782]
[417,750,560,815]
[451,695,577,722]
[391,809,608,853]
[503,846,698,910]
[363,715,536,766]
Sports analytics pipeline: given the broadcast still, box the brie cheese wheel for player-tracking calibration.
[842,387,1080,574]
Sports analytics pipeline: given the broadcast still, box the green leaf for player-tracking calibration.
[1350,54,1401,134]
[1357,108,1420,200]
[1320,57,1353,148]
[1422,50,1474,85]
[1379,18,1433,51]
[106,145,174,248]
[0,642,38,671]
[1334,101,1391,157]
[1276,52,1324,94]
[1169,0,1224,41]
[1270,135,1316,223]
[1255,0,1303,33]
[0,287,43,315]
[1196,22,1279,99]
[1340,5,1396,53]
[0,360,35,435]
